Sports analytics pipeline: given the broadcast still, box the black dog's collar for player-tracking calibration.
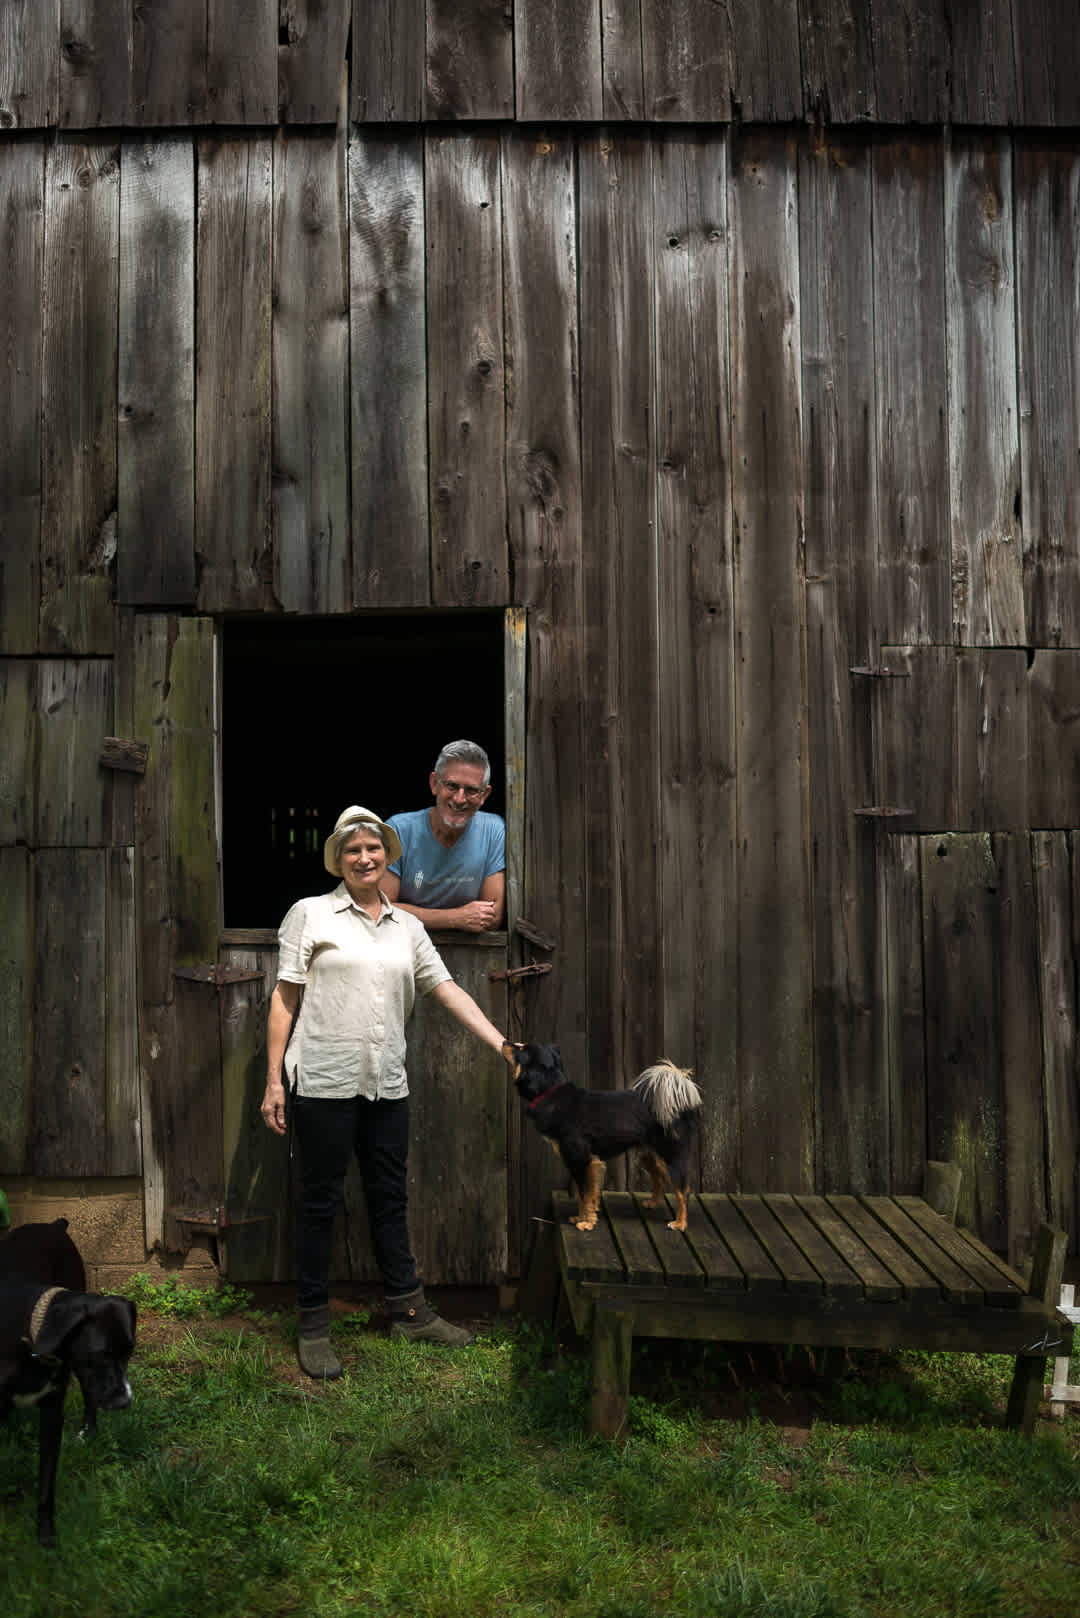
[528,1082,567,1111]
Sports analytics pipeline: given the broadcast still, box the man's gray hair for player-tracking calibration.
[434,739,491,786]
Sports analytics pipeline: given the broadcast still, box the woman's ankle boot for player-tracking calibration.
[297,1304,343,1379]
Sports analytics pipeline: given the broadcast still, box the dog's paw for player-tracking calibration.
[666,1217,688,1232]
[573,1217,598,1232]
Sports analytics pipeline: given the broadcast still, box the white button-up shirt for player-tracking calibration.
[276,884,451,1100]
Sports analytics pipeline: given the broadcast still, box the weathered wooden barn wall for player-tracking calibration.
[2,4,1080,1282]
[3,0,1080,128]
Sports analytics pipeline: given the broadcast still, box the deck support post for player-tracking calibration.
[589,1301,634,1440]
[1005,1225,1068,1434]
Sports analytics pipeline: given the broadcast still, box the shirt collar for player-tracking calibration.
[330,882,398,922]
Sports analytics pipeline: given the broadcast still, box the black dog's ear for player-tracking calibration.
[33,1292,91,1358]
[551,1044,561,1063]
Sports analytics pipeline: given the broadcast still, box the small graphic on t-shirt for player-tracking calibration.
[413,871,424,888]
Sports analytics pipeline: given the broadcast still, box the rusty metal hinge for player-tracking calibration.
[849,665,910,679]
[170,1206,271,1234]
[853,806,916,820]
[173,964,265,986]
[489,961,553,984]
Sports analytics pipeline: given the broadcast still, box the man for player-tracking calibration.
[381,740,505,932]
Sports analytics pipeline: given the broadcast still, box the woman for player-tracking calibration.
[260,804,506,1378]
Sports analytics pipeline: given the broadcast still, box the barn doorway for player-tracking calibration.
[220,611,509,930]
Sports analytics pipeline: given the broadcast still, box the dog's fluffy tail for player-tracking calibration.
[632,1060,702,1128]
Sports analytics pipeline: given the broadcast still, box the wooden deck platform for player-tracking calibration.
[537,1186,1072,1438]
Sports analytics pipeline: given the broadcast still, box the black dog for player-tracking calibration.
[0,1225,136,1544]
[505,1042,703,1232]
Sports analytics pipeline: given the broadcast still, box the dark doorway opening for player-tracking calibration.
[222,612,506,929]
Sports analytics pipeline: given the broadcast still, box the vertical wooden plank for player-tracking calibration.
[502,131,580,614]
[799,0,876,123]
[35,658,113,847]
[870,0,949,123]
[352,0,425,121]
[279,0,350,122]
[1016,140,1080,649]
[883,833,924,1193]
[641,1,732,120]
[0,662,35,845]
[0,847,33,1173]
[502,130,587,1234]
[133,616,219,1008]
[729,129,811,1192]
[955,649,1028,831]
[728,0,803,122]
[401,938,508,1282]
[106,846,141,1176]
[272,131,350,615]
[877,646,956,830]
[1012,0,1080,127]
[1027,651,1080,829]
[425,0,514,119]
[130,0,207,124]
[349,132,429,608]
[921,833,1005,1247]
[949,0,1017,125]
[579,132,659,1093]
[117,138,195,606]
[134,614,219,1249]
[872,135,950,647]
[1,0,58,127]
[151,979,225,1251]
[1034,834,1079,1250]
[946,133,1023,649]
[33,849,107,1175]
[59,0,131,128]
[503,607,526,1274]
[196,136,274,614]
[426,131,507,607]
[40,137,118,655]
[652,131,737,1189]
[207,0,277,123]
[994,833,1048,1266]
[800,131,881,1192]
[515,0,602,121]
[601,0,645,119]
[221,946,293,1283]
[0,142,43,653]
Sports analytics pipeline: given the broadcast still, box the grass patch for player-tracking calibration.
[1,1302,1077,1618]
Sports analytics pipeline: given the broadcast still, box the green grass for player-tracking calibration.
[1,1300,1078,1618]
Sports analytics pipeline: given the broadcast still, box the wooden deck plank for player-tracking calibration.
[676,1195,746,1290]
[861,1196,983,1304]
[894,1197,1024,1307]
[553,1189,624,1284]
[633,1194,705,1287]
[826,1195,942,1301]
[603,1192,667,1285]
[793,1196,901,1301]
[732,1196,824,1294]
[766,1194,863,1298]
[699,1196,783,1292]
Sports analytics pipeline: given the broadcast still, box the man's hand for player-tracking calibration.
[261,1078,287,1136]
[454,900,499,932]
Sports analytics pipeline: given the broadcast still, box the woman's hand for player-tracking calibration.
[261,1078,287,1136]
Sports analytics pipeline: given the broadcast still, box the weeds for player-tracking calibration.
[0,1304,1077,1618]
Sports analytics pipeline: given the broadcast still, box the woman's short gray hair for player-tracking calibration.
[434,739,491,786]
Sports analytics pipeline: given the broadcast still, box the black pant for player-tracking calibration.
[292,1093,418,1308]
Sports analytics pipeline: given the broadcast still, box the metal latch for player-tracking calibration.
[173,965,265,985]
[489,962,553,983]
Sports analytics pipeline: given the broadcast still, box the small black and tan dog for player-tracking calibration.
[504,1042,703,1232]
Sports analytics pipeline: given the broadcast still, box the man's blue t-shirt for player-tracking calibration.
[386,809,505,909]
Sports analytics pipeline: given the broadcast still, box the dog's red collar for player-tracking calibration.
[528,1082,567,1111]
